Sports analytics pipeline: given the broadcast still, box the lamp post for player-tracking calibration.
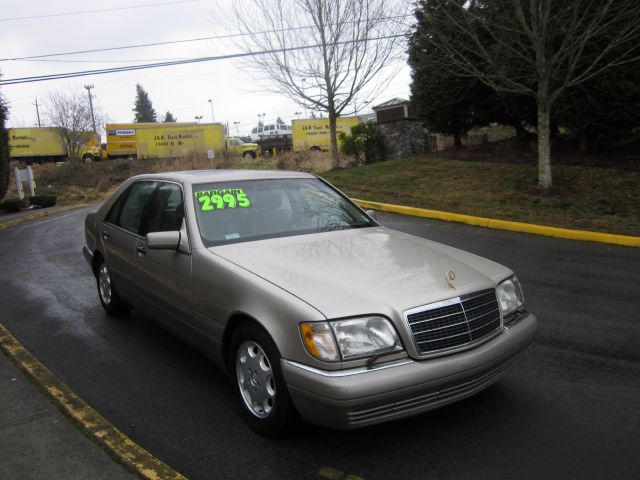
[208,99,214,122]
[195,115,203,123]
[233,121,240,136]
[294,111,302,119]
[257,112,265,126]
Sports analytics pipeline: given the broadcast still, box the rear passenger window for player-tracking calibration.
[106,181,157,234]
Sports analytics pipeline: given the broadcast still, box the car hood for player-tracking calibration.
[210,226,512,319]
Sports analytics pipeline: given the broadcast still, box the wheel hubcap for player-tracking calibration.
[236,340,276,419]
[98,264,112,305]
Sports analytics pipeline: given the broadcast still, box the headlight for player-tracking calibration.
[496,276,524,317]
[331,316,402,360]
[300,316,402,362]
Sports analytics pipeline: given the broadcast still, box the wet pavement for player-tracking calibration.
[0,207,639,480]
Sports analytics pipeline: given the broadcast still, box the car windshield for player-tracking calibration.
[192,178,374,246]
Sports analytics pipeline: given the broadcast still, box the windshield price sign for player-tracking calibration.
[195,188,251,211]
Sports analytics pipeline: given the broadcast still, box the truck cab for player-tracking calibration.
[227,137,260,158]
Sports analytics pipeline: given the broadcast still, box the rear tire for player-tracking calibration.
[229,322,296,436]
[96,258,129,316]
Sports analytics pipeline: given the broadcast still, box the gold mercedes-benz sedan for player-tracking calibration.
[83,170,537,435]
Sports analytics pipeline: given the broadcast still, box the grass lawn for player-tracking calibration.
[322,156,640,236]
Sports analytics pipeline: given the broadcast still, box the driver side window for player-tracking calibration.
[146,183,184,233]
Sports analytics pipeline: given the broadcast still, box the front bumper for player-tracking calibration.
[282,312,537,429]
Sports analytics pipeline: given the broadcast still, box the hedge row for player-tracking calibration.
[0,194,57,213]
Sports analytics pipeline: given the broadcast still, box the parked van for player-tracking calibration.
[250,123,291,142]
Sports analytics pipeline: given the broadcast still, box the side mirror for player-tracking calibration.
[365,209,377,221]
[146,231,181,250]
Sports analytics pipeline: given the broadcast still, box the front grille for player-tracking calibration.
[405,289,501,356]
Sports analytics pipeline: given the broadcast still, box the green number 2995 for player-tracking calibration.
[198,192,251,211]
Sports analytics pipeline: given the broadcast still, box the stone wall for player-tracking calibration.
[378,120,425,158]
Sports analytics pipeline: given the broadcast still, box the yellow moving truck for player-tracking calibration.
[105,122,197,157]
[136,124,225,159]
[291,116,360,151]
[8,127,101,163]
[107,123,259,159]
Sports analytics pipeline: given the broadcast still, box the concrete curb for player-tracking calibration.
[354,199,640,248]
[0,323,188,480]
[0,205,86,232]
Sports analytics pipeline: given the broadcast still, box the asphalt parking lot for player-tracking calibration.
[0,207,638,480]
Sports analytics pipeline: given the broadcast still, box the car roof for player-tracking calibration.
[130,169,316,184]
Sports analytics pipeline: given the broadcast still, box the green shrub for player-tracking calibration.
[30,194,57,208]
[338,121,386,165]
[0,198,25,212]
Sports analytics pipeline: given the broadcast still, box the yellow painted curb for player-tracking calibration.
[354,199,640,248]
[0,322,188,480]
[0,205,87,232]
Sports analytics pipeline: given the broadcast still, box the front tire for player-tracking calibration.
[82,154,94,163]
[242,151,256,159]
[229,322,296,436]
[96,258,129,316]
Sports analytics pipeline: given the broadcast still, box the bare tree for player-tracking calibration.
[45,89,105,165]
[232,0,409,168]
[416,0,640,188]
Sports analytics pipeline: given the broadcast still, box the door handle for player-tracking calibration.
[136,244,147,257]
[102,230,111,240]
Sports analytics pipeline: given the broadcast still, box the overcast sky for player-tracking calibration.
[0,0,412,137]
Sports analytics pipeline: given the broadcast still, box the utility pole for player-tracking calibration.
[34,97,41,127]
[208,99,214,122]
[84,84,97,133]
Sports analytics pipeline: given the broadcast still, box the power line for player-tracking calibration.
[0,34,407,85]
[0,28,308,62]
[0,0,201,22]
[20,57,192,64]
[0,15,412,62]
[0,33,409,86]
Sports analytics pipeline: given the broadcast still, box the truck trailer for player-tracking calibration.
[105,122,197,158]
[291,117,360,152]
[106,122,259,160]
[8,127,101,164]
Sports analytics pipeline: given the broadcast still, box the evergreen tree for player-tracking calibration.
[409,3,502,145]
[133,84,157,123]
[0,84,10,201]
[555,63,640,151]
[409,57,484,146]
[163,111,177,122]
